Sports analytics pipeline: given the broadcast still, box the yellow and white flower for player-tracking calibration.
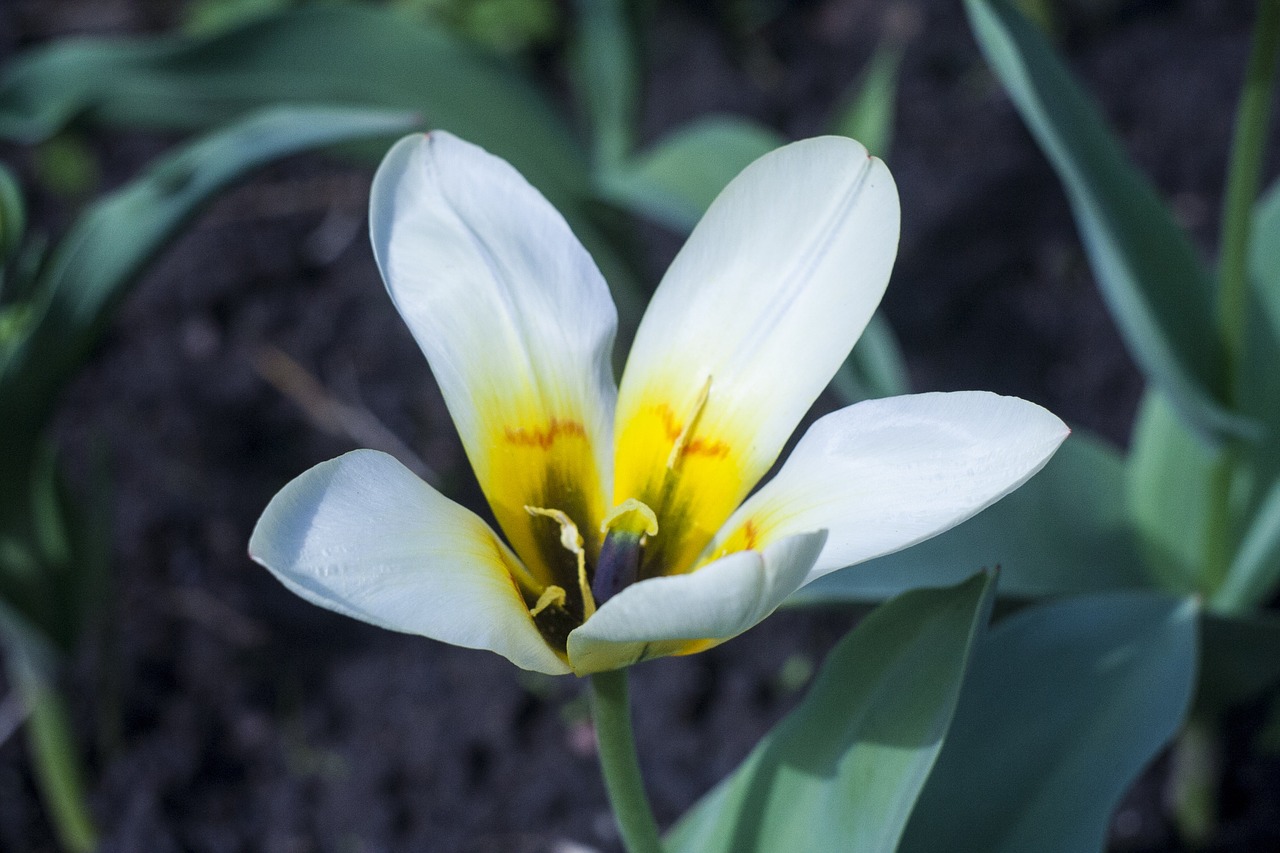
[249,132,1068,676]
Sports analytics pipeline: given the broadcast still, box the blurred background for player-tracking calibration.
[0,0,1272,850]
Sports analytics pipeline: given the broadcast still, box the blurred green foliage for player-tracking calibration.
[3,2,1217,850]
[182,0,560,53]
[799,0,1280,843]
[0,105,418,851]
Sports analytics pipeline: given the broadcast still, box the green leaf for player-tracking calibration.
[1198,609,1280,713]
[0,160,24,269]
[789,429,1147,604]
[32,134,99,198]
[829,46,900,158]
[182,0,292,37]
[0,107,413,651]
[1254,179,1280,344]
[965,0,1248,444]
[0,106,417,517]
[2,105,413,403]
[900,591,1198,853]
[829,311,909,403]
[602,116,785,232]
[1212,478,1280,612]
[1237,180,1280,494]
[1126,390,1219,595]
[0,3,645,322]
[15,669,98,853]
[570,0,638,168]
[0,6,584,196]
[666,572,995,853]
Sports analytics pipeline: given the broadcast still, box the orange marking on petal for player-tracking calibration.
[652,404,729,459]
[742,519,759,551]
[682,437,730,459]
[656,404,682,442]
[503,418,587,450]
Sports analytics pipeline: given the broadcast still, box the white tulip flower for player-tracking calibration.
[250,132,1068,676]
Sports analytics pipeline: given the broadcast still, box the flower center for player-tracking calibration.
[522,497,660,649]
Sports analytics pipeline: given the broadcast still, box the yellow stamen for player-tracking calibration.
[666,375,713,471]
[525,505,597,620]
[577,553,594,619]
[529,585,566,618]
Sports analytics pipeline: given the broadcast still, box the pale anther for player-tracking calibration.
[525,506,583,551]
[529,585,566,618]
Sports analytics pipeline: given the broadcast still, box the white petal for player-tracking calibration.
[249,450,570,675]
[566,530,827,674]
[707,392,1070,581]
[369,132,616,586]
[612,136,899,572]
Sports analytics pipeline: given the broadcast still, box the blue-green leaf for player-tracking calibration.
[0,161,24,269]
[1126,390,1219,596]
[2,105,414,405]
[788,429,1147,604]
[0,106,416,517]
[1211,478,1280,612]
[1238,180,1280,496]
[1250,178,1280,351]
[0,5,663,316]
[666,572,995,853]
[965,0,1247,443]
[601,116,786,232]
[900,591,1198,853]
[829,46,900,158]
[0,108,415,653]
[570,0,637,168]
[0,6,584,199]
[829,311,910,403]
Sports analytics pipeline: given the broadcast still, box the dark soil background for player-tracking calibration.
[0,0,1276,850]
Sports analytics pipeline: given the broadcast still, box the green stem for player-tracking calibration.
[1218,0,1280,385]
[1207,0,1280,597]
[20,675,98,853]
[589,669,663,853]
[1169,714,1223,848]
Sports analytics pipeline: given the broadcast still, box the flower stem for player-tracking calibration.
[588,669,663,853]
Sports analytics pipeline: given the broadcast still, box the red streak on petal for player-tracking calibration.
[504,418,587,450]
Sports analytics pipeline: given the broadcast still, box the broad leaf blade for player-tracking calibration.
[667,572,995,853]
[789,429,1146,603]
[1126,390,1218,595]
[965,0,1245,443]
[900,591,1198,853]
[601,116,785,232]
